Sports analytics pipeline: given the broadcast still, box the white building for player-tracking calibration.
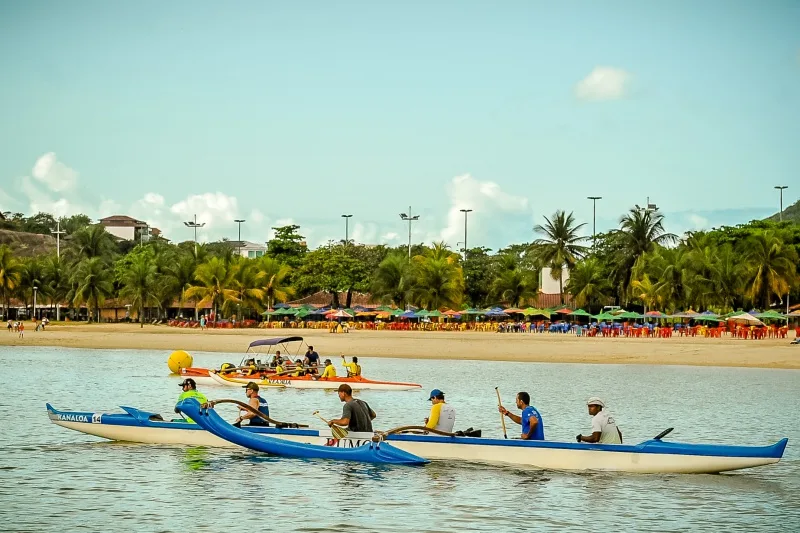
[539,266,570,294]
[99,215,151,241]
[233,240,267,259]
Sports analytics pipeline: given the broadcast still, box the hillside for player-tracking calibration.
[0,229,57,257]
[765,198,800,223]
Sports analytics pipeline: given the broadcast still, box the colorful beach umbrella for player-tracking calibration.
[568,309,592,317]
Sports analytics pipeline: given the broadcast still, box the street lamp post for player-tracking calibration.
[183,215,206,256]
[399,207,420,260]
[459,208,472,260]
[234,219,246,257]
[774,186,788,222]
[587,196,602,247]
[50,219,66,259]
[341,214,353,244]
[33,286,38,321]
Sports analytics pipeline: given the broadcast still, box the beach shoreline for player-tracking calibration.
[1,323,797,369]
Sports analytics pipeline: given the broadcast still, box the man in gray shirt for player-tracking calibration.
[328,384,376,432]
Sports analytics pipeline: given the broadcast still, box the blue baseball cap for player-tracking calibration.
[428,389,444,401]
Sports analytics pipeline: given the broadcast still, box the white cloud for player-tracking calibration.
[380,232,399,243]
[169,192,240,231]
[439,174,529,246]
[249,209,265,224]
[31,152,77,192]
[20,176,75,217]
[98,199,122,218]
[574,66,631,101]
[687,213,709,229]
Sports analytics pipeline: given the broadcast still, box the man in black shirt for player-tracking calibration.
[304,346,320,374]
[328,384,376,433]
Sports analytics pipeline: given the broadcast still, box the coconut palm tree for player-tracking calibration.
[119,253,159,327]
[18,258,49,317]
[225,259,266,317]
[0,245,23,318]
[490,254,538,307]
[42,254,69,318]
[165,252,198,317]
[565,257,612,310]
[70,224,117,260]
[709,244,744,312]
[741,231,798,309]
[69,257,114,322]
[407,256,464,310]
[257,256,294,313]
[185,257,236,320]
[614,208,677,299]
[533,210,588,303]
[371,252,409,307]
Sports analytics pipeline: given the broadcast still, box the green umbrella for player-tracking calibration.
[463,308,486,315]
[591,312,616,320]
[568,309,592,317]
[755,310,786,319]
[390,308,404,316]
[295,309,311,318]
[692,315,724,323]
[427,310,443,318]
[414,309,430,317]
[617,311,642,319]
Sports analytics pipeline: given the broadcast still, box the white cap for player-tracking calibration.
[587,397,605,408]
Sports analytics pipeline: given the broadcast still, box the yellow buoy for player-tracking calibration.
[168,350,193,374]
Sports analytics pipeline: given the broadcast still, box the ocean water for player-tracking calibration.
[1,346,798,532]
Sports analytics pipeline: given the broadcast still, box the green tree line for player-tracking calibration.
[0,208,798,324]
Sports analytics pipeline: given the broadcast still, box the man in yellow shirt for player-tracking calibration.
[424,389,456,433]
[341,354,361,377]
[315,359,337,380]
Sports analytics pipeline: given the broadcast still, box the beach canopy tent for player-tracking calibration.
[727,312,765,326]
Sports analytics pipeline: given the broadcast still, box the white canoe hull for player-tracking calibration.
[47,406,786,474]
[207,370,421,391]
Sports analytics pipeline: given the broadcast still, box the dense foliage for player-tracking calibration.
[0,207,798,322]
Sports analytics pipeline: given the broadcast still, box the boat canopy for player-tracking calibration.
[248,337,304,349]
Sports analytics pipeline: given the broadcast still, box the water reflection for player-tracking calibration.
[182,447,211,471]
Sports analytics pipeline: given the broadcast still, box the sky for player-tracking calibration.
[1,1,798,249]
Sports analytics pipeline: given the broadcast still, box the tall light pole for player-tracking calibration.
[774,186,788,221]
[587,196,602,247]
[50,219,66,259]
[234,219,246,256]
[399,207,420,260]
[184,214,205,256]
[341,214,353,245]
[459,208,472,260]
[33,285,38,321]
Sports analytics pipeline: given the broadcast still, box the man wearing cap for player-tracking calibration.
[498,392,544,440]
[314,359,337,380]
[424,389,456,433]
[175,378,208,424]
[577,397,622,444]
[328,384,376,433]
[235,382,270,427]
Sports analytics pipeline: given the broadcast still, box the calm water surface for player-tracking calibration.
[1,346,798,532]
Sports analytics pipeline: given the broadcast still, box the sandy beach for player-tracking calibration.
[1,323,797,369]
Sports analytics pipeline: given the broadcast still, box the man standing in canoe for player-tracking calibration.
[425,389,456,433]
[175,378,207,424]
[304,346,320,374]
[498,392,544,440]
[328,384,376,433]
[577,397,622,444]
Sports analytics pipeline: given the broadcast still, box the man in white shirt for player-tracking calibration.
[577,397,622,444]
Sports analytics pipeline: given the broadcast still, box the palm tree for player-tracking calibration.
[70,224,117,260]
[18,258,49,317]
[407,256,464,310]
[119,253,159,327]
[165,253,198,317]
[741,231,798,309]
[709,244,743,312]
[565,257,612,310]
[533,210,588,303]
[43,254,69,318]
[256,256,294,313]
[371,252,409,307]
[185,257,236,320]
[69,257,114,322]
[0,245,23,318]
[225,259,265,317]
[490,254,538,307]
[614,208,677,300]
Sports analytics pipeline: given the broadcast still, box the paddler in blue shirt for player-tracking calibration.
[498,391,544,440]
[175,378,208,424]
[234,382,270,427]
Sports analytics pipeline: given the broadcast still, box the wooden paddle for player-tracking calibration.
[312,410,348,439]
[207,399,308,428]
[495,387,508,439]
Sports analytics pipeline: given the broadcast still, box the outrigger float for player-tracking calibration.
[48,401,788,474]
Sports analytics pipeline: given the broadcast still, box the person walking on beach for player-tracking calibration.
[234,382,270,427]
[18,322,24,339]
[199,316,206,330]
[425,388,456,433]
[328,384,376,433]
[7,320,12,333]
[175,378,207,424]
[577,397,622,444]
[498,392,544,440]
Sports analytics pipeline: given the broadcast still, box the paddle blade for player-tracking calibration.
[330,425,348,439]
[653,427,674,441]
